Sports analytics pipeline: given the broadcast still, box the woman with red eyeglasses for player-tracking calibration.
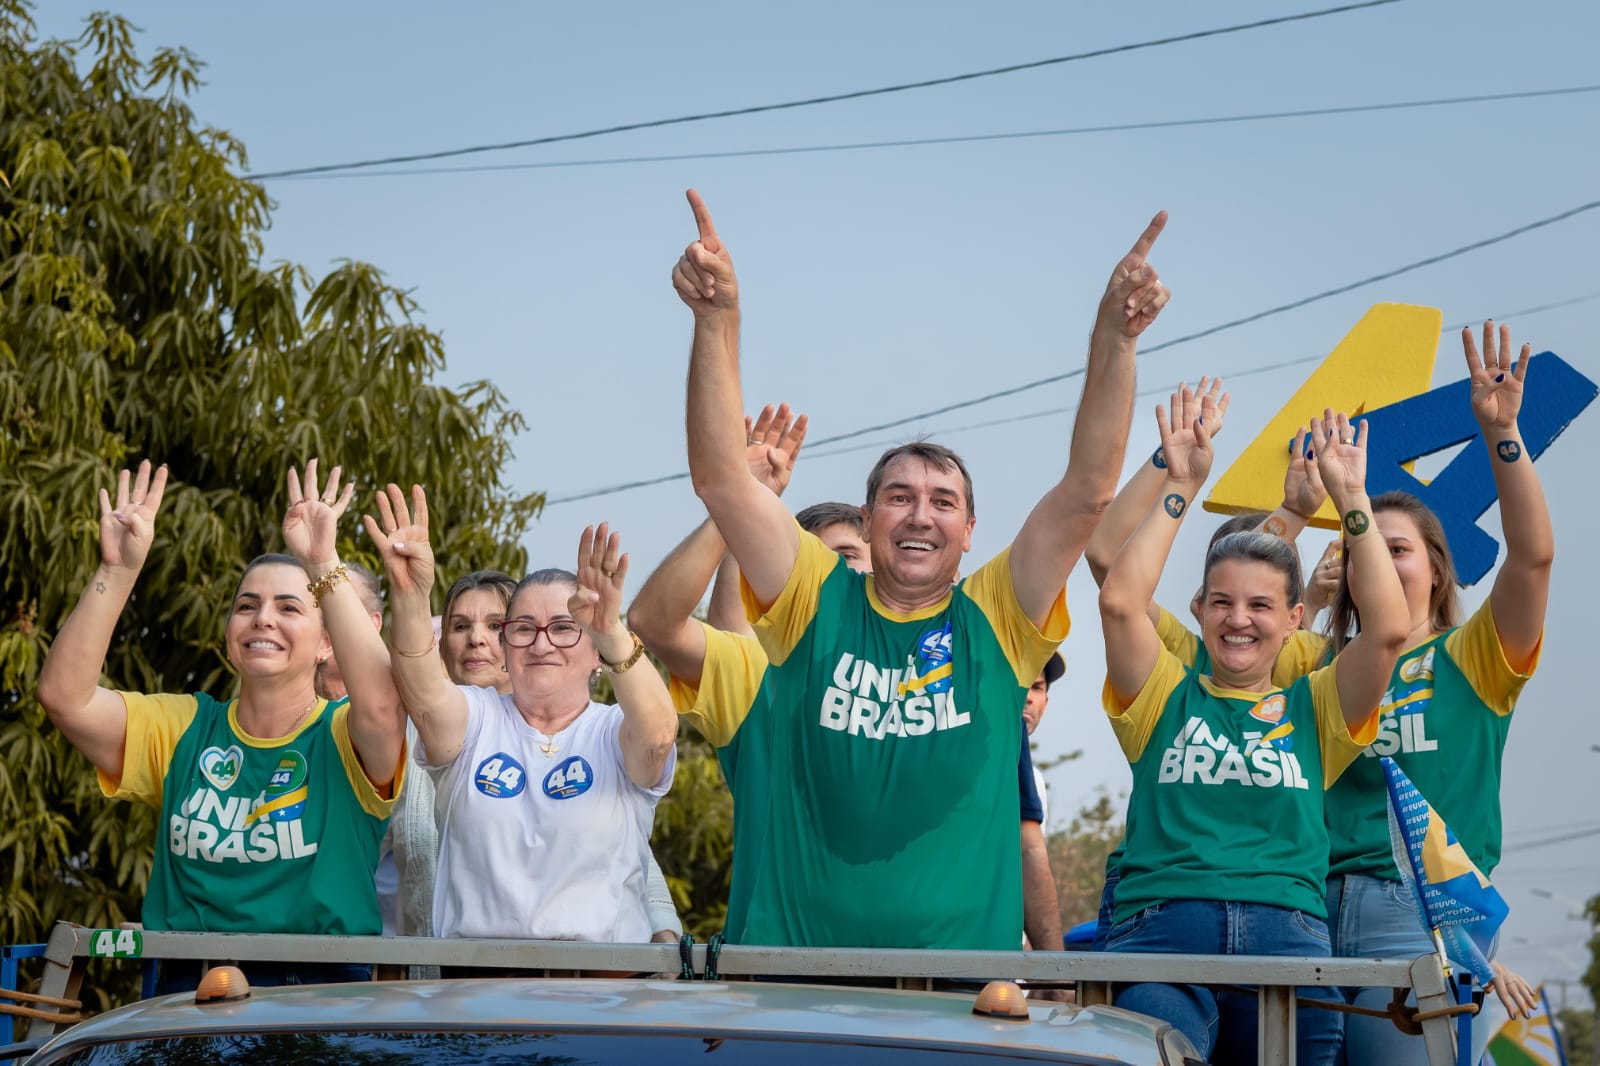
[369,483,679,952]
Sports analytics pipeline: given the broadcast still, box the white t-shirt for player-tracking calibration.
[425,687,675,941]
[1033,766,1048,828]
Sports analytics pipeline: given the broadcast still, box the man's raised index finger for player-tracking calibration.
[1127,210,1169,261]
[686,188,719,244]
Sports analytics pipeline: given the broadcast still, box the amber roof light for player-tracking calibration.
[971,980,1029,1020]
[194,965,251,1005]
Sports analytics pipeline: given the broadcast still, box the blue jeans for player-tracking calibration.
[1106,898,1341,1066]
[1325,873,1440,1066]
[1091,866,1121,951]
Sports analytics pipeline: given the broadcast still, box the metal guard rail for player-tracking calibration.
[23,921,1461,1066]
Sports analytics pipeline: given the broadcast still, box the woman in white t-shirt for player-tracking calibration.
[368,484,679,947]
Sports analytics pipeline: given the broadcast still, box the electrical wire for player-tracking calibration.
[541,283,1600,506]
[266,84,1600,182]
[1501,826,1600,855]
[243,0,1402,181]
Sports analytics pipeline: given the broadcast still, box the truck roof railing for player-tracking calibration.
[10,920,1465,1066]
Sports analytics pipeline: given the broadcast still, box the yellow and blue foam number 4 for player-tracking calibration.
[1207,303,1596,584]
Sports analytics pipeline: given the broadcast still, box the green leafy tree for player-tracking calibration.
[650,727,733,937]
[1045,790,1123,932]
[1585,893,1600,1010]
[1557,1006,1595,1065]
[0,0,539,995]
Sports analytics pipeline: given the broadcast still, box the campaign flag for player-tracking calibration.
[1478,987,1567,1066]
[1381,757,1509,985]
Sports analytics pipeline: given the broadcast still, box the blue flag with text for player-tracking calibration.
[1382,756,1508,985]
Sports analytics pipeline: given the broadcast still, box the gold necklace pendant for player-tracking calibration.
[539,739,560,757]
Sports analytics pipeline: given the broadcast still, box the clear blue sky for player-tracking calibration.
[35,0,1600,995]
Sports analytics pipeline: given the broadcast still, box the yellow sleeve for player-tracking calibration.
[1155,606,1200,667]
[1101,650,1186,762]
[99,693,200,808]
[332,702,402,819]
[1443,600,1542,717]
[742,524,841,668]
[1308,664,1379,787]
[962,545,1071,686]
[668,623,768,748]
[1272,631,1330,689]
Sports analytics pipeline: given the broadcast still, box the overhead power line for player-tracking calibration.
[244,0,1402,181]
[802,197,1600,450]
[539,191,1600,509]
[1502,826,1600,855]
[268,84,1600,182]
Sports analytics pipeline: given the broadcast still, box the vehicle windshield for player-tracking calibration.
[51,1030,1108,1065]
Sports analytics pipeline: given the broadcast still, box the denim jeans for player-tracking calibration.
[1106,898,1341,1066]
[1325,872,1445,1066]
[1091,865,1121,951]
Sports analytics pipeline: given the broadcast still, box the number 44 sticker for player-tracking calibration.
[89,928,144,958]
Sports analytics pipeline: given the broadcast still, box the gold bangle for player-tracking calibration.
[599,632,647,674]
[392,640,437,659]
[307,563,349,607]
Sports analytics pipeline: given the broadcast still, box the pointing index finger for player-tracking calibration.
[1127,210,1168,261]
[686,188,720,248]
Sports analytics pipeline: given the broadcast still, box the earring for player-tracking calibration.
[501,664,508,673]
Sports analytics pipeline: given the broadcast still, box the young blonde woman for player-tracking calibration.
[1322,323,1552,1063]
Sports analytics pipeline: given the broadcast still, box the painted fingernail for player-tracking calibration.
[1495,374,1504,382]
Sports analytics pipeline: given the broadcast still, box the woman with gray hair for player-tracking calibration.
[388,568,682,952]
[369,483,678,951]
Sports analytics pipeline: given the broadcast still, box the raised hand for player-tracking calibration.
[672,189,738,317]
[1303,540,1343,619]
[1309,411,1368,513]
[363,483,435,598]
[1463,320,1529,432]
[1284,427,1328,518]
[1155,381,1213,484]
[1099,211,1172,339]
[284,459,354,570]
[570,523,628,638]
[98,459,169,573]
[1196,375,1230,438]
[744,402,809,496]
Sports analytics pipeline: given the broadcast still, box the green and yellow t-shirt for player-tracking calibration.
[1105,653,1376,924]
[1326,601,1540,880]
[702,527,1065,949]
[102,692,399,934]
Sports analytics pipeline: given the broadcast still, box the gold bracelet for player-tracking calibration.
[598,632,647,674]
[392,639,437,658]
[307,563,350,607]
